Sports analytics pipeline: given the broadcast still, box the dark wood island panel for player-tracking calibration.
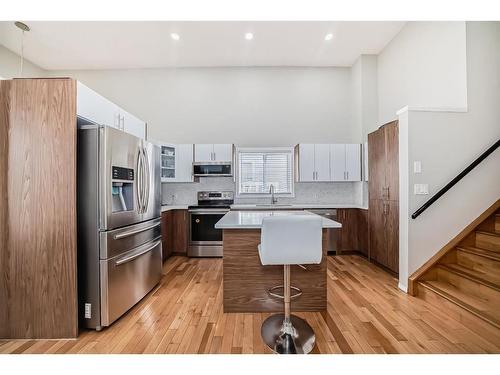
[222,229,328,313]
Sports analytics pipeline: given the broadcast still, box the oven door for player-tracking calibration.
[188,210,227,257]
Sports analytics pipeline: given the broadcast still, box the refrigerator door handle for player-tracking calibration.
[115,239,162,266]
[141,147,147,214]
[113,221,161,240]
[137,148,144,214]
[142,146,150,213]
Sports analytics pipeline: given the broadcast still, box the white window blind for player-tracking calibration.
[238,149,294,195]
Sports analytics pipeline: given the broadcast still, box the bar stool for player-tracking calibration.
[258,214,323,354]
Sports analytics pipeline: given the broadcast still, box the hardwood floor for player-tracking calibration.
[1,255,500,354]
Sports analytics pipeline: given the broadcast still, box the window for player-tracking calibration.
[237,147,294,196]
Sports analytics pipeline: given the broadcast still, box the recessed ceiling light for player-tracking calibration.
[324,33,333,41]
[170,33,180,41]
[244,32,254,40]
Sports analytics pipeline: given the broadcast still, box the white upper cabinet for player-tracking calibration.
[299,143,362,182]
[175,144,195,182]
[160,144,194,183]
[194,144,214,162]
[77,81,119,128]
[298,144,315,181]
[195,144,233,162]
[77,81,146,139]
[330,143,361,181]
[314,144,331,181]
[121,109,146,139]
[213,144,233,162]
[298,144,331,182]
[345,144,361,181]
[330,144,346,181]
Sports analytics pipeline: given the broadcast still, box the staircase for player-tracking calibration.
[415,207,500,330]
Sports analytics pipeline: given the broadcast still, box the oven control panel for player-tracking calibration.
[197,191,234,201]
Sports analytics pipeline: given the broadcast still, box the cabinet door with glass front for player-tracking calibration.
[161,144,177,182]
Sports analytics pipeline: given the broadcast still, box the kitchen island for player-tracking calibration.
[215,210,341,313]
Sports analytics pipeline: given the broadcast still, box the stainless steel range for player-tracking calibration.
[188,191,234,257]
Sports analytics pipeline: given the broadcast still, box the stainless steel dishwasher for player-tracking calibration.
[308,209,338,254]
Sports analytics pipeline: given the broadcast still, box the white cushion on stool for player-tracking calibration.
[258,215,323,266]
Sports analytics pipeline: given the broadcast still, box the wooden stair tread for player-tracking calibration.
[476,230,500,237]
[437,263,500,292]
[419,280,500,329]
[457,246,500,261]
[423,280,498,311]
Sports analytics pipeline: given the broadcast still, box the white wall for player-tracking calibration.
[49,67,356,146]
[0,45,46,78]
[398,22,500,291]
[378,22,468,124]
[351,55,378,206]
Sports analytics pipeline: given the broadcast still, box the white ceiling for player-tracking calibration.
[0,21,405,70]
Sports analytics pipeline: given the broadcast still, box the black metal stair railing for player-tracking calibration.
[411,138,500,219]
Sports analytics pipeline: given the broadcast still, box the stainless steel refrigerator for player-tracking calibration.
[77,124,162,331]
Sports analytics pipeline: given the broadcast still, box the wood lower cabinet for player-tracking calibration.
[369,200,399,273]
[335,208,368,256]
[172,210,188,254]
[368,120,399,274]
[161,209,188,261]
[336,209,358,252]
[161,210,173,261]
[385,200,399,273]
[357,209,369,257]
[369,199,388,266]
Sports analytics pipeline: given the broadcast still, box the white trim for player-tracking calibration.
[396,105,468,116]
[398,282,408,293]
[235,146,295,198]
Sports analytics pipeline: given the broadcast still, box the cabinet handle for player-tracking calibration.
[346,171,349,180]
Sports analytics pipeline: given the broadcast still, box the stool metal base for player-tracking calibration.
[261,314,315,354]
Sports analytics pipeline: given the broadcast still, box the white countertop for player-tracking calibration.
[230,203,368,210]
[162,203,368,213]
[215,210,342,229]
[161,205,190,212]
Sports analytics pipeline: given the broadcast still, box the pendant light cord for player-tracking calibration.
[20,29,25,77]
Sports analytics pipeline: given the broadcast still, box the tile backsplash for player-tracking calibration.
[162,177,364,206]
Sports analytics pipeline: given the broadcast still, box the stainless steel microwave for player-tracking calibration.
[193,162,232,177]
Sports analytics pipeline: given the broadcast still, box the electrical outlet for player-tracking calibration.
[414,184,429,195]
[84,303,92,319]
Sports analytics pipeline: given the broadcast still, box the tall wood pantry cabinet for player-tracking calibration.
[0,78,78,339]
[368,120,399,274]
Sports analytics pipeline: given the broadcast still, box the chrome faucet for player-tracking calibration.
[269,184,278,205]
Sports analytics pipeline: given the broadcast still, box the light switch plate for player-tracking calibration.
[413,161,422,173]
[414,184,429,195]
